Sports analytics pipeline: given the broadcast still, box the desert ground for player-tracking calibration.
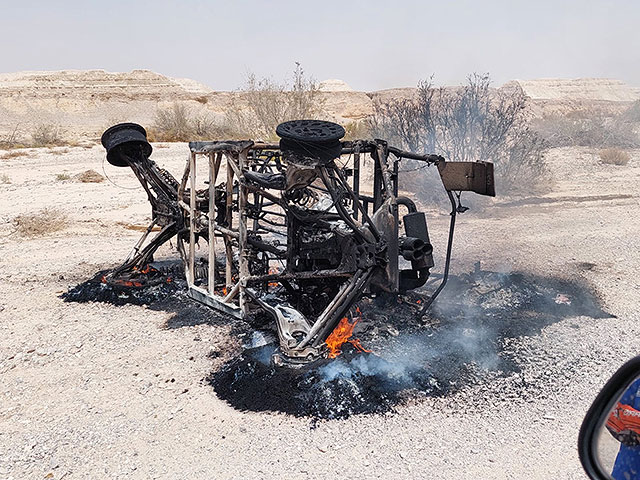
[0,140,639,479]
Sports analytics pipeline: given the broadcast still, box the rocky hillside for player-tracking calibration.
[0,70,221,142]
[0,69,638,142]
[0,69,213,99]
[514,78,640,102]
[510,78,640,118]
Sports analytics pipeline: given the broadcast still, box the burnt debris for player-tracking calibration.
[95,119,495,366]
[61,268,182,306]
[209,345,439,420]
[208,268,611,419]
[63,118,611,420]
[62,255,609,420]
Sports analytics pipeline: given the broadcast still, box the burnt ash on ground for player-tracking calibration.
[62,266,611,420]
[209,268,611,420]
[61,269,183,306]
[209,345,442,420]
[60,265,248,334]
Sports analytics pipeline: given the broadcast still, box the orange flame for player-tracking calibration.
[348,338,371,353]
[115,280,143,287]
[109,264,162,288]
[325,314,371,359]
[132,264,156,275]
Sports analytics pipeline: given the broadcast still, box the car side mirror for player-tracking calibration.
[579,356,640,479]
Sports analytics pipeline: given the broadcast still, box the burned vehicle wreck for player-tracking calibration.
[99,120,495,366]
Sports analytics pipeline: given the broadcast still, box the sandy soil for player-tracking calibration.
[1,143,640,479]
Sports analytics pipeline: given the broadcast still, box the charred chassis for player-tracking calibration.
[100,120,495,365]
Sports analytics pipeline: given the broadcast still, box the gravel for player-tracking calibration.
[1,145,639,479]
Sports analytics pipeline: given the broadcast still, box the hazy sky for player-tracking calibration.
[2,0,639,91]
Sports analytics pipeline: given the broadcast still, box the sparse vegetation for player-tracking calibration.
[31,123,64,147]
[599,148,630,165]
[225,63,327,140]
[533,114,639,149]
[343,121,371,140]
[0,150,28,160]
[620,99,640,123]
[0,124,26,149]
[13,208,68,237]
[152,64,326,142]
[534,100,640,149]
[49,147,70,156]
[1,124,82,149]
[55,173,72,181]
[0,173,11,184]
[370,73,547,195]
[75,169,104,183]
[151,103,225,142]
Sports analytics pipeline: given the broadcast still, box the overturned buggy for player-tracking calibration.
[101,120,494,365]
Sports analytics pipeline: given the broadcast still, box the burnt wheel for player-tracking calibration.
[276,120,345,143]
[101,123,152,167]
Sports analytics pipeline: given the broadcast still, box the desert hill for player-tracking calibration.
[513,78,640,102]
[0,69,638,142]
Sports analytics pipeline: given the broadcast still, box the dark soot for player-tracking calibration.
[209,268,611,420]
[209,344,444,420]
[62,265,611,420]
[61,270,182,306]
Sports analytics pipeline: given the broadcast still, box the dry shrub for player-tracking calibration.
[55,172,71,181]
[225,63,327,141]
[75,169,104,183]
[195,95,209,104]
[599,148,630,166]
[0,142,28,150]
[152,103,226,142]
[0,174,10,184]
[343,121,371,140]
[0,125,26,149]
[533,115,639,149]
[31,123,65,147]
[370,73,547,196]
[145,128,158,142]
[535,100,640,149]
[620,100,640,123]
[13,208,68,237]
[0,150,28,160]
[49,147,70,156]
